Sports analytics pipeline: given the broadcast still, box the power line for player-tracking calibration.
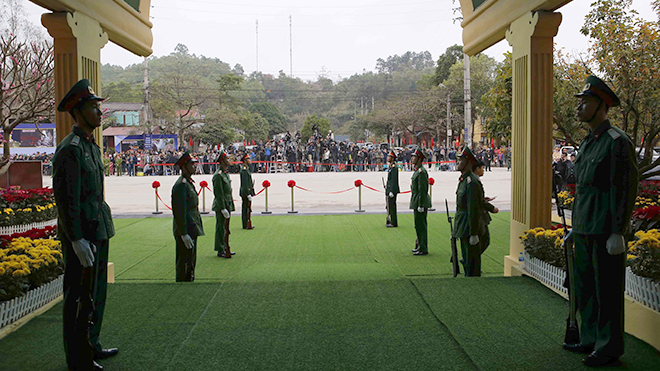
[152,15,452,28]
[153,5,453,17]
[172,0,446,10]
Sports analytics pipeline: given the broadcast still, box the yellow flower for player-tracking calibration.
[0,266,5,275]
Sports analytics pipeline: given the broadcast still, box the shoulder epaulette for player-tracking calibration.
[607,128,621,140]
[71,136,80,146]
[182,178,187,184]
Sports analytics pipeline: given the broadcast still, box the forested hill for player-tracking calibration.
[100,47,437,136]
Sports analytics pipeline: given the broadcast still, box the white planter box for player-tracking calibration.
[0,275,63,329]
[0,219,57,236]
[626,267,660,312]
[523,252,567,295]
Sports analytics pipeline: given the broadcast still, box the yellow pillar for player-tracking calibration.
[503,11,561,276]
[42,11,108,148]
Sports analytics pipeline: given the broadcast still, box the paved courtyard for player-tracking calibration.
[43,167,512,218]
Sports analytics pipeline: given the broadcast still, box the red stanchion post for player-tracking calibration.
[152,181,162,215]
[287,180,298,214]
[354,179,365,213]
[428,177,436,211]
[200,180,209,214]
[262,180,272,214]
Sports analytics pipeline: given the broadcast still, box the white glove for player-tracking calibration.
[389,192,394,198]
[563,228,574,246]
[606,233,626,255]
[181,234,194,250]
[221,209,230,219]
[72,239,96,268]
[469,235,480,245]
[417,207,424,213]
[247,195,252,202]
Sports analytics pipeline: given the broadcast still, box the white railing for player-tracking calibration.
[523,252,567,295]
[525,252,660,313]
[0,219,57,236]
[626,267,660,312]
[0,275,63,329]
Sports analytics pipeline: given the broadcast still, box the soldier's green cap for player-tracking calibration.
[457,146,478,164]
[241,153,250,162]
[412,147,426,160]
[175,151,196,168]
[388,150,397,160]
[575,75,620,108]
[57,79,105,112]
[218,151,228,161]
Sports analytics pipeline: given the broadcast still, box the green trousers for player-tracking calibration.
[63,238,109,369]
[413,209,427,252]
[387,195,398,226]
[214,212,228,252]
[573,234,625,357]
[241,196,251,229]
[175,235,197,282]
[460,237,481,277]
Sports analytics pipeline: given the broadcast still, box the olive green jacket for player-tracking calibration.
[171,176,204,238]
[573,121,638,235]
[454,172,486,238]
[409,166,432,209]
[52,127,114,242]
[386,164,400,195]
[239,165,255,198]
[212,169,235,212]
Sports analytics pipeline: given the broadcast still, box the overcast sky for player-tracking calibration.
[24,0,657,82]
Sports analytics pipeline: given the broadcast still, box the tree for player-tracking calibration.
[248,102,287,136]
[581,0,660,179]
[197,108,237,146]
[239,112,269,143]
[103,80,142,103]
[430,44,465,87]
[0,0,54,170]
[481,53,512,142]
[150,49,211,149]
[301,114,330,141]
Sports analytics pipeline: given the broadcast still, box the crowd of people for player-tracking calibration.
[12,127,512,177]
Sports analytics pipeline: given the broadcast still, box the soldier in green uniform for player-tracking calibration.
[52,79,117,371]
[386,150,400,227]
[454,146,487,276]
[410,147,432,255]
[473,161,499,254]
[171,151,204,282]
[213,152,236,257]
[563,76,638,367]
[239,153,255,229]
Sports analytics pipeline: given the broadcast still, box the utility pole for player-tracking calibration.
[446,91,451,149]
[289,15,293,77]
[255,20,259,72]
[143,56,152,133]
[463,52,472,148]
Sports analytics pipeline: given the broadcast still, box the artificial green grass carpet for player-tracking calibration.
[1,213,659,370]
[109,213,511,282]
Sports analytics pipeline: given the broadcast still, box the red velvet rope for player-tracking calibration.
[294,185,354,195]
[155,189,172,210]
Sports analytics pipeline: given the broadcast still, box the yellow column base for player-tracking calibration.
[107,262,115,284]
[625,297,660,351]
[504,255,524,277]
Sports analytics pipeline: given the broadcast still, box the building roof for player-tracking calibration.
[103,126,143,136]
[103,102,143,112]
[102,126,167,136]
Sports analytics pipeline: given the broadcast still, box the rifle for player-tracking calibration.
[382,177,390,225]
[72,265,96,368]
[247,179,254,229]
[223,216,232,258]
[445,199,460,277]
[553,172,580,346]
